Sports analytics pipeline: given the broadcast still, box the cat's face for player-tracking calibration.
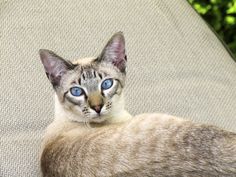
[39,32,127,123]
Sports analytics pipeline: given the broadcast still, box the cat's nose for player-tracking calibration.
[91,104,103,114]
[88,91,104,114]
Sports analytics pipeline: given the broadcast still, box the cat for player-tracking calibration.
[40,32,236,177]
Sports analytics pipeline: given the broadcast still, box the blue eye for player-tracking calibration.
[101,79,113,90]
[70,87,83,96]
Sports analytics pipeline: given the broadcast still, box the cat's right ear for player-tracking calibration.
[39,49,75,88]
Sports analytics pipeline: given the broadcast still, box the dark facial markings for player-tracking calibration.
[93,70,96,78]
[62,91,69,103]
[106,101,112,109]
[98,73,103,79]
[82,107,89,114]
[81,73,86,80]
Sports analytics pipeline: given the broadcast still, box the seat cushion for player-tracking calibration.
[1,0,236,176]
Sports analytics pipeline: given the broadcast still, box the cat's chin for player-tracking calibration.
[88,116,107,123]
[87,113,111,123]
[89,118,106,123]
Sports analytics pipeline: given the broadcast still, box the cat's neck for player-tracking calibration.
[54,94,132,125]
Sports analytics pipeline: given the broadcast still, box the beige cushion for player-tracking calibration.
[1,0,236,176]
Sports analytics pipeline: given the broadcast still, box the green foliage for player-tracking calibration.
[188,0,236,60]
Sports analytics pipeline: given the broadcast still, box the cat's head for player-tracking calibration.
[39,32,127,123]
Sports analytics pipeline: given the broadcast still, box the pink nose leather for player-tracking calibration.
[92,105,102,114]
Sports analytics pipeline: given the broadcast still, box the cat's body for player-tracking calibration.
[41,112,236,177]
[40,32,236,177]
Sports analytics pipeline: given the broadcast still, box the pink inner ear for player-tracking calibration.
[113,40,125,58]
[112,58,126,72]
[108,39,125,61]
[108,40,126,72]
[100,32,126,72]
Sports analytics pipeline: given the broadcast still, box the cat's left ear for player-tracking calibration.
[98,32,127,73]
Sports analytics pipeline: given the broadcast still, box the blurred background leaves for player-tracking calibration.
[188,0,236,61]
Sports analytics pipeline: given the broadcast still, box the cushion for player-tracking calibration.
[1,0,236,176]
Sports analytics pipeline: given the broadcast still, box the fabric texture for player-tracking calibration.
[1,0,236,176]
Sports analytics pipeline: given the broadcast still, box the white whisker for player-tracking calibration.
[85,116,92,129]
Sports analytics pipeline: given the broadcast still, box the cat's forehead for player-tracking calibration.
[72,57,100,76]
[61,67,100,93]
[61,56,125,90]
[72,57,97,66]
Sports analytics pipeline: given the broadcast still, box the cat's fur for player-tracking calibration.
[40,32,236,177]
